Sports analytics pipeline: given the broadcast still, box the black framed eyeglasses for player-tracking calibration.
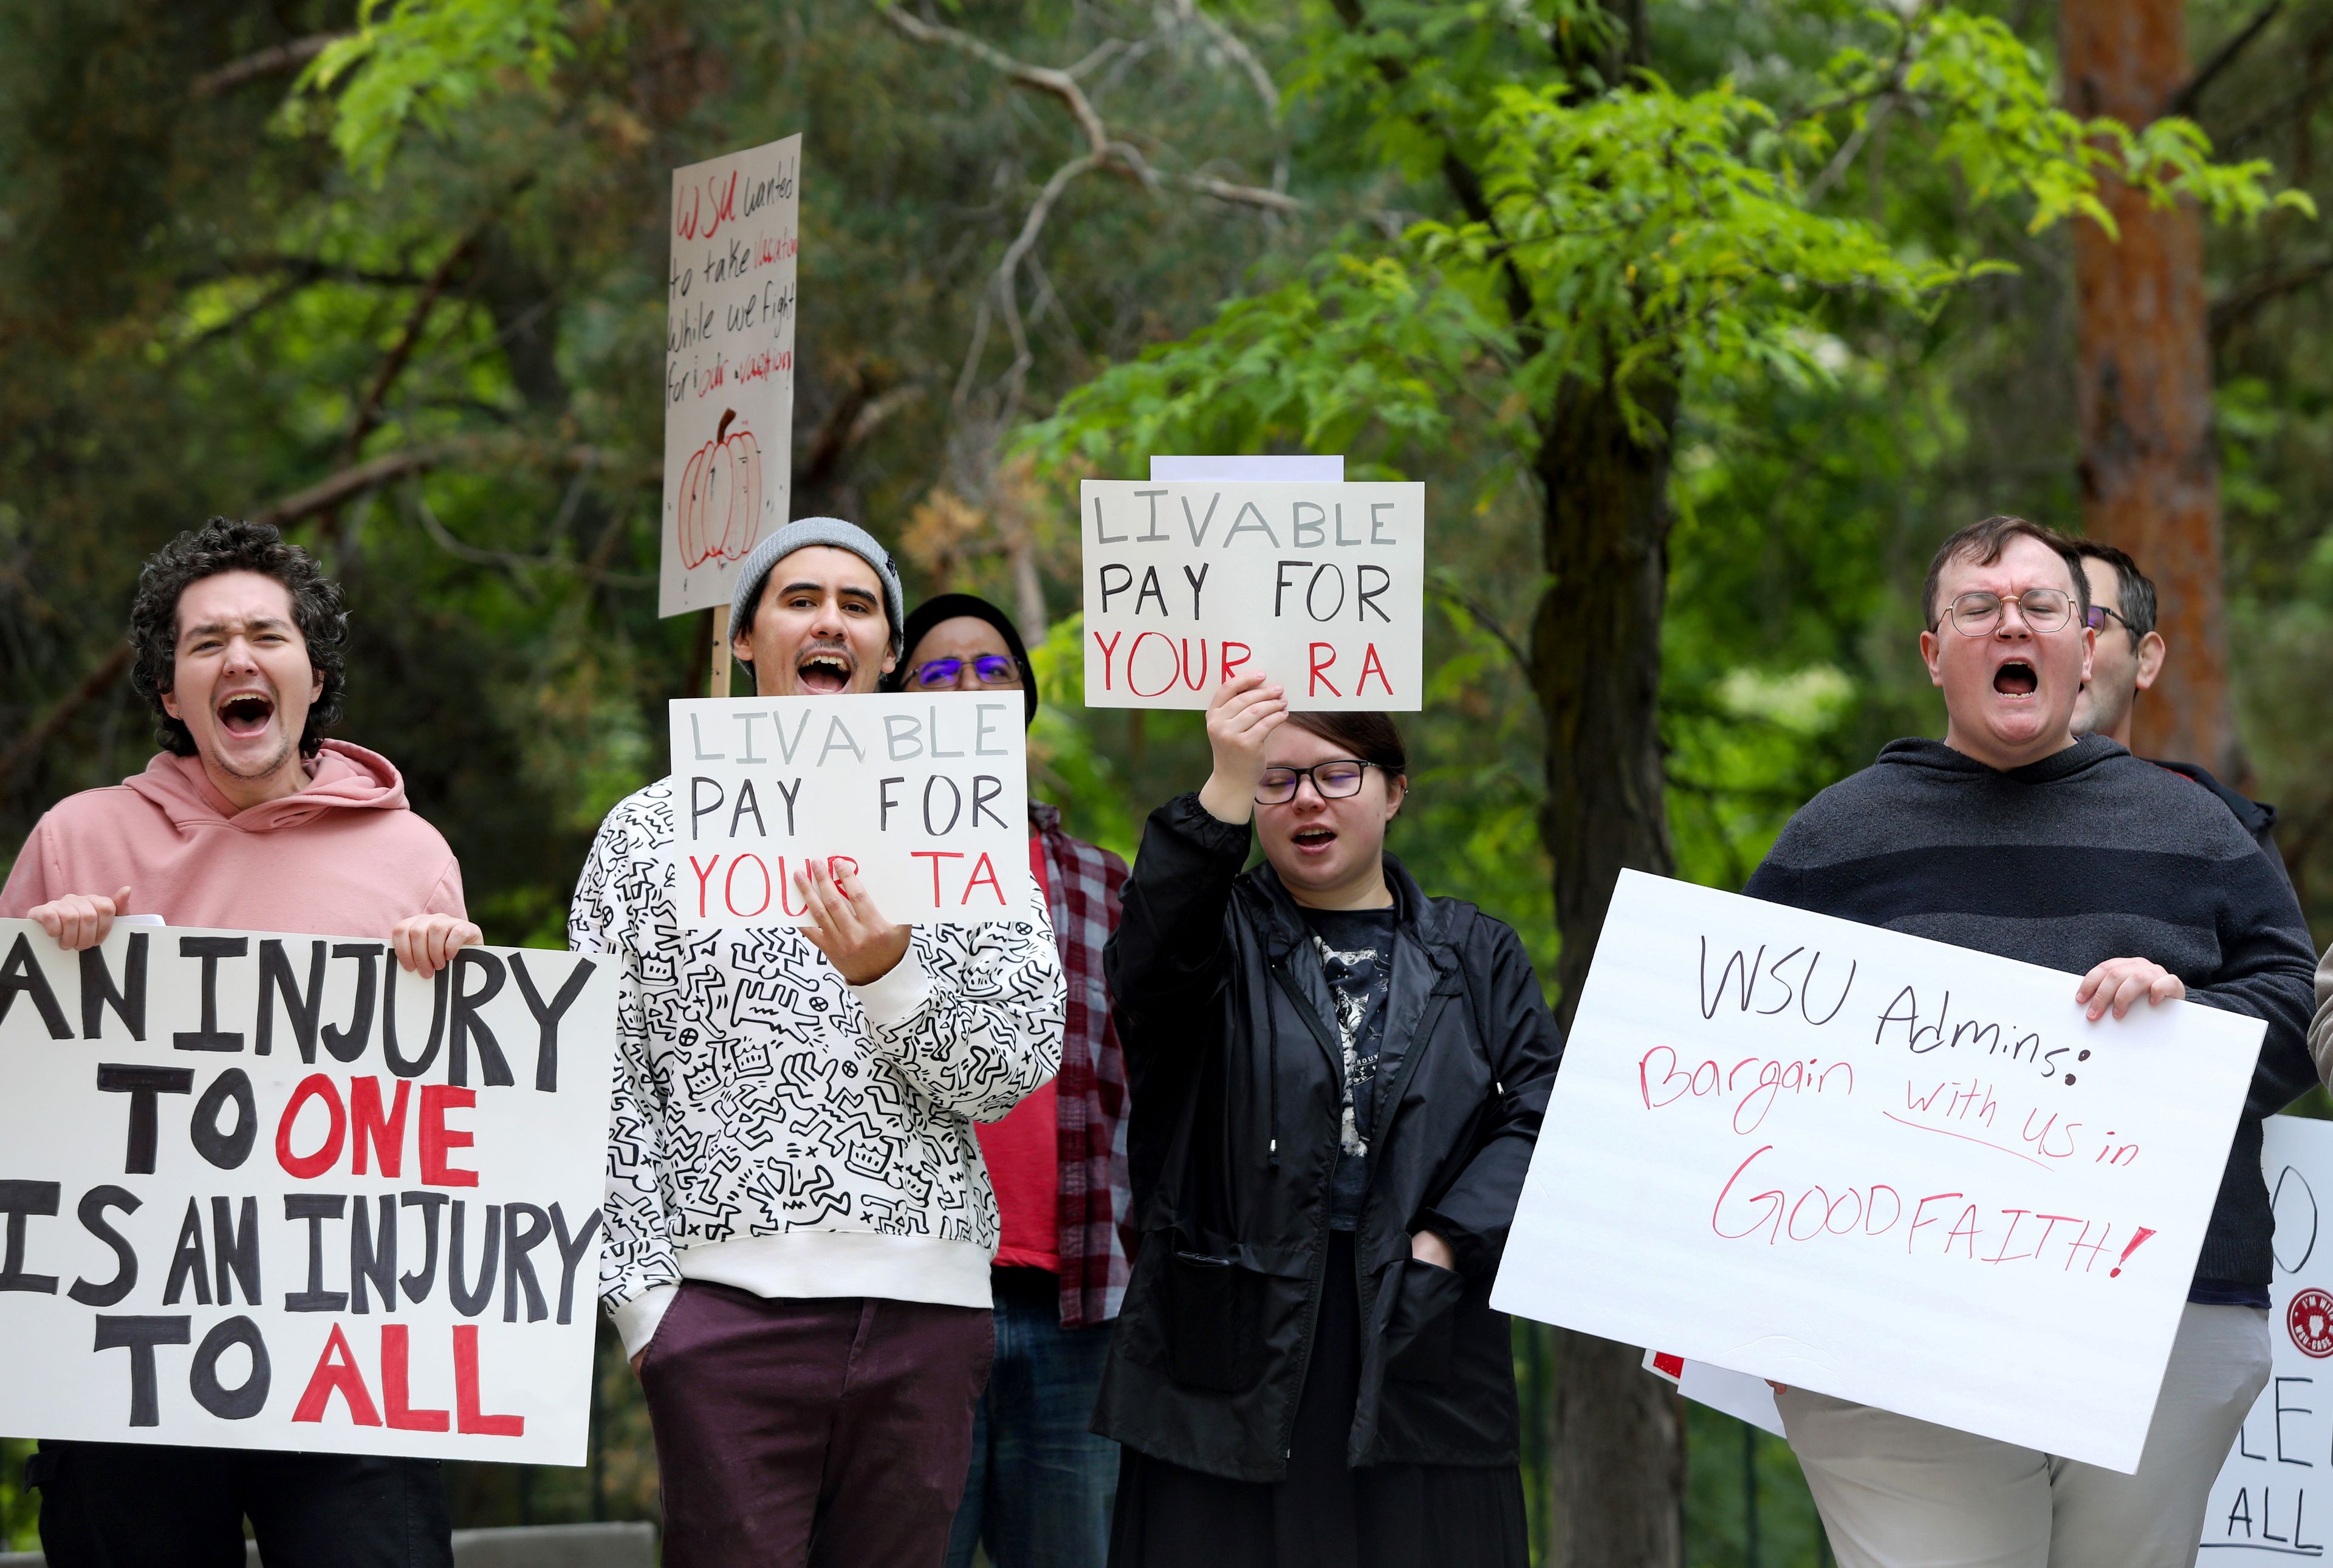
[906,654,1022,690]
[1255,759,1377,806]
[2085,604,2134,636]
[1940,588,2078,637]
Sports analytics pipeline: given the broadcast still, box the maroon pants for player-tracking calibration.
[640,1281,995,1568]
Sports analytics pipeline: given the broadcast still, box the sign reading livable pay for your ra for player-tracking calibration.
[660,134,800,618]
[0,921,614,1464]
[669,693,1033,928]
[1492,871,2263,1474]
[1081,480,1425,710]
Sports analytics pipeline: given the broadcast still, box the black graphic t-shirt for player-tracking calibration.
[1305,905,1400,1231]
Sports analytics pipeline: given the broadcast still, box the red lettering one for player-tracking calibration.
[292,1324,382,1426]
[382,1324,450,1433]
[1219,642,1252,683]
[351,1078,410,1179]
[1357,643,1393,697]
[454,1324,524,1436]
[1307,642,1342,697]
[689,854,719,919]
[1092,629,1123,691]
[419,1086,479,1188]
[276,1074,346,1180]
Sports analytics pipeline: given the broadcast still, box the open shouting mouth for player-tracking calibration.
[795,645,855,694]
[215,689,278,739]
[1292,824,1339,854]
[1992,659,2038,698]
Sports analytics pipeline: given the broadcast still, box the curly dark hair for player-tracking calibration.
[128,518,349,758]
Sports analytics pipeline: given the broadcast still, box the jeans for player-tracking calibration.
[945,1268,1120,1568]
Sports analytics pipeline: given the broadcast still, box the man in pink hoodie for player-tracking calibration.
[1,517,478,1568]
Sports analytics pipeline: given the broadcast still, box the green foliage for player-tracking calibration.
[1021,254,1502,473]
[290,0,579,185]
[1852,8,2314,236]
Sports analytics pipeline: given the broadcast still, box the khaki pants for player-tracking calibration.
[1778,1303,2271,1568]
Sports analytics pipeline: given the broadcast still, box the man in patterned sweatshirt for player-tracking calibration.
[570,519,1064,1568]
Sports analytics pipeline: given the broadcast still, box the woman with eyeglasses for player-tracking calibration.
[1093,673,1561,1568]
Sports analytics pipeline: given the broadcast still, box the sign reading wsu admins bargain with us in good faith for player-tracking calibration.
[1080,479,1424,710]
[668,692,1034,928]
[1493,871,2262,1474]
[660,134,800,618]
[0,920,614,1464]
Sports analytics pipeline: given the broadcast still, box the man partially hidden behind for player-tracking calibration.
[886,594,1132,1568]
[1,518,478,1568]
[575,520,1064,1568]
[2068,538,2287,874]
[1747,515,2316,1567]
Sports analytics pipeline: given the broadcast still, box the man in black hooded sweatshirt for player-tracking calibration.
[1745,515,2315,1568]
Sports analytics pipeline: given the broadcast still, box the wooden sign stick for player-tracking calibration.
[710,604,733,698]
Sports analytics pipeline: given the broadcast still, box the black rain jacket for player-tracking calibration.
[1092,793,1564,1482]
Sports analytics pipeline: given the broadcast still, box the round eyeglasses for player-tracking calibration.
[906,654,1022,691]
[1255,759,1377,806]
[1939,588,2078,637]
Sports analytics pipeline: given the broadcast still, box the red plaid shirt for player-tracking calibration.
[1032,803,1131,1326]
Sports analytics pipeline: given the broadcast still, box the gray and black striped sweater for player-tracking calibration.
[1745,734,2317,1291]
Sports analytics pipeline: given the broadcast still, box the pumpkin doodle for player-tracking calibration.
[676,408,764,569]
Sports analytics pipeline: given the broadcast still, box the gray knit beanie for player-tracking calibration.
[730,517,906,659]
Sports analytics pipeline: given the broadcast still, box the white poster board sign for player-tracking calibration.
[0,920,614,1464]
[660,134,800,617]
[1493,870,2261,1473]
[1080,479,1423,710]
[2202,1115,2333,1555]
[668,692,1033,928]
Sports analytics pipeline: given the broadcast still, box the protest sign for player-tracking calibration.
[1645,1349,1785,1438]
[668,692,1033,928]
[1149,455,1343,483]
[2202,1114,2333,1556]
[0,920,614,1464]
[1080,479,1423,711]
[1492,869,2261,1473]
[660,134,800,618]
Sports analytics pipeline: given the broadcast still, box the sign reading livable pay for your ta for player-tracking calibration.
[660,134,800,618]
[1081,480,1424,710]
[669,692,1033,928]
[0,920,614,1464]
[1493,871,2263,1474]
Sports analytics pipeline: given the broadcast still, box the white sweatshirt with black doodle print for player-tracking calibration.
[571,777,1065,1357]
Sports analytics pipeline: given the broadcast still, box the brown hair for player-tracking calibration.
[1920,515,2089,631]
[1286,710,1408,778]
[2066,538,2157,639]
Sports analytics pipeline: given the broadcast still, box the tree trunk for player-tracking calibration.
[2062,0,2236,775]
[1531,368,1685,1568]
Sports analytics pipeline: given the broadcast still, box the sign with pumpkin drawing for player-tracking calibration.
[660,134,800,617]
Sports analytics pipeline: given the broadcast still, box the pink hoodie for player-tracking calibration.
[0,739,465,937]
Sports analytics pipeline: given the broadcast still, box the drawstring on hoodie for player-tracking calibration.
[1266,954,1283,1170]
